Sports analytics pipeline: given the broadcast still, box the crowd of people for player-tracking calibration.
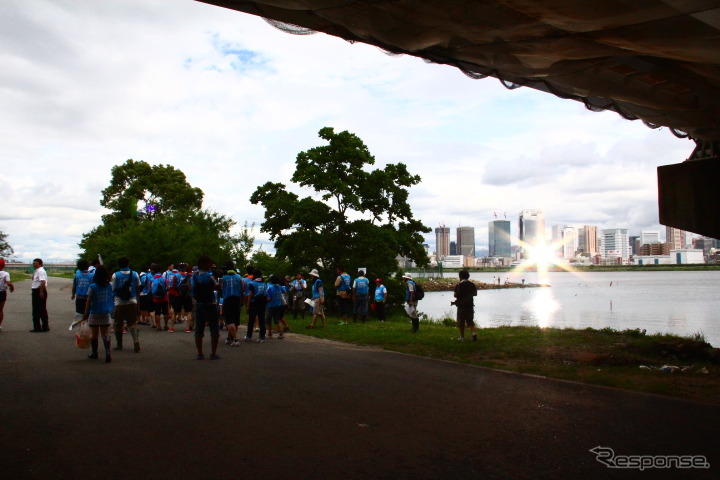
[0,256,480,360]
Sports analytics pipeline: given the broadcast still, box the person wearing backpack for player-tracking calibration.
[402,273,421,333]
[352,270,370,323]
[192,255,220,359]
[111,257,142,352]
[334,266,352,322]
[137,264,153,326]
[245,269,269,342]
[71,259,94,322]
[218,261,243,346]
[150,263,169,331]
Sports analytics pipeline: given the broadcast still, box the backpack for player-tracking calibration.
[116,273,133,301]
[153,277,167,299]
[178,275,191,296]
[414,282,425,301]
[193,273,215,304]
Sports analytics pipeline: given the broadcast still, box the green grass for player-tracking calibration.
[289,314,720,404]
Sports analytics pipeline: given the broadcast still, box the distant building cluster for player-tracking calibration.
[414,210,718,268]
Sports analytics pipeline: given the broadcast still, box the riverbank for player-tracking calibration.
[417,277,547,292]
[297,316,720,405]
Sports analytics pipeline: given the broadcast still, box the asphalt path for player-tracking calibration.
[1,277,717,479]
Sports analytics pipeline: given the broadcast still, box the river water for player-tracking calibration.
[417,271,720,346]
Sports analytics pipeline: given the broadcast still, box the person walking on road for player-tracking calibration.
[82,265,115,363]
[0,258,15,331]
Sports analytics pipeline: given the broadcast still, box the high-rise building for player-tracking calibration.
[602,228,630,263]
[641,230,660,245]
[665,226,685,249]
[562,226,578,259]
[488,220,512,257]
[628,235,640,255]
[435,226,450,258]
[579,225,598,256]
[456,226,476,258]
[449,241,457,256]
[518,209,546,249]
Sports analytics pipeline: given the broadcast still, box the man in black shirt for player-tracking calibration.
[453,270,477,341]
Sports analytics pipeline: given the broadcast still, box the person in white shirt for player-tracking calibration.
[0,258,15,331]
[30,258,49,332]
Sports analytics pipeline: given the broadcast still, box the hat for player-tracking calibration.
[309,268,320,277]
[375,278,382,283]
[0,259,5,269]
[402,273,412,279]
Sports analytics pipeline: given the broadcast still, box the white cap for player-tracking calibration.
[402,273,412,279]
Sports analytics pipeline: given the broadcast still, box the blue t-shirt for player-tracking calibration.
[73,270,93,297]
[191,271,217,304]
[222,273,243,300]
[354,276,370,295]
[139,272,152,295]
[113,269,139,299]
[249,278,268,303]
[266,283,285,308]
[337,273,351,292]
[312,278,323,299]
[88,283,114,315]
[405,280,416,302]
[375,284,387,302]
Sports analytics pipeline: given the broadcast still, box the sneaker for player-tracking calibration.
[210,353,221,360]
[457,337,465,341]
[278,333,284,339]
[185,328,192,333]
[122,328,128,334]
[225,337,232,345]
[168,328,174,333]
[231,340,240,347]
[88,352,98,359]
[256,338,264,343]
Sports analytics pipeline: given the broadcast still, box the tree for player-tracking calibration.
[0,231,13,258]
[80,160,244,270]
[250,127,430,284]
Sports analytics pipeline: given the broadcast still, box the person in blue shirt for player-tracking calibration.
[306,269,325,329]
[111,257,141,351]
[192,255,220,359]
[71,259,93,320]
[334,266,352,322]
[82,265,115,363]
[137,264,153,326]
[373,278,388,322]
[245,269,268,342]
[265,275,286,339]
[290,272,307,319]
[352,270,370,323]
[219,261,243,347]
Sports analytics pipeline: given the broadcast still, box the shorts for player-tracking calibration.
[88,313,111,327]
[139,294,153,312]
[153,301,169,316]
[75,297,88,315]
[179,294,193,312]
[313,298,324,316]
[268,306,284,324]
[223,296,241,326]
[194,303,219,338]
[114,303,138,328]
[337,297,352,316]
[456,308,475,328]
[0,290,6,303]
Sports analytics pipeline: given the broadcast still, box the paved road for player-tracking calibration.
[1,278,717,479]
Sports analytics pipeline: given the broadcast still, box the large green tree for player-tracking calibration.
[0,231,13,258]
[250,127,430,284]
[80,160,245,270]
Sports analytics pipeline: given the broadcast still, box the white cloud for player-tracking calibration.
[0,0,697,262]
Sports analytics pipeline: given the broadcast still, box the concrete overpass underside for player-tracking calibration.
[198,0,720,237]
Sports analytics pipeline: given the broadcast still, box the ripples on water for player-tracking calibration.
[417,271,720,346]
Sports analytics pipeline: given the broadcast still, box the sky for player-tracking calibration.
[0,0,697,263]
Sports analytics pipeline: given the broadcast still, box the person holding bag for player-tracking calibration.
[82,265,115,363]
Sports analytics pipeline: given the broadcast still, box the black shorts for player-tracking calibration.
[0,290,6,303]
[154,301,169,316]
[74,297,88,315]
[139,294,153,312]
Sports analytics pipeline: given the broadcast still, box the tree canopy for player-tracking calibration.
[0,231,13,258]
[80,160,245,270]
[250,127,430,283]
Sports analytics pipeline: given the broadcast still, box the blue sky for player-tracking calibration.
[0,0,696,262]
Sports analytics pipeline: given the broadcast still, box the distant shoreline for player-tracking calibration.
[411,264,720,274]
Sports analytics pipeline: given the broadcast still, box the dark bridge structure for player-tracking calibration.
[199,0,720,237]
